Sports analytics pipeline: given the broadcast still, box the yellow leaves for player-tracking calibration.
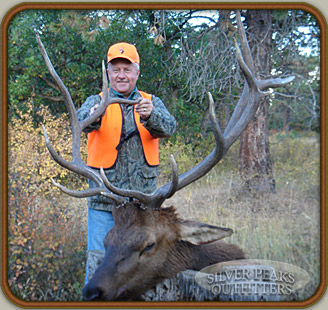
[16,258,23,265]
[149,25,165,45]
[154,34,165,46]
[8,193,87,300]
[9,102,86,196]
[148,26,158,35]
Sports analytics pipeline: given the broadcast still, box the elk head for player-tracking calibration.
[37,11,294,301]
[82,202,245,301]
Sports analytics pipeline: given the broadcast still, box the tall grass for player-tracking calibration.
[162,132,320,301]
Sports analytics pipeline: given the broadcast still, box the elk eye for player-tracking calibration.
[140,242,155,256]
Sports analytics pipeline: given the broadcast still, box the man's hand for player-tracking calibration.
[90,104,105,122]
[135,98,153,120]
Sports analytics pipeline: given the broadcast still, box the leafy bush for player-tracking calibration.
[8,103,87,301]
[159,134,216,181]
[9,102,87,196]
[8,193,87,301]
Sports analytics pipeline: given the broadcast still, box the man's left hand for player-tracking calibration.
[135,98,153,120]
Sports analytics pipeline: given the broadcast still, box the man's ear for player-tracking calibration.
[177,220,233,245]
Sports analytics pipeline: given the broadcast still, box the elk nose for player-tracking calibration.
[82,285,104,301]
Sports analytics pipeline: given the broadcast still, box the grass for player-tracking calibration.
[161,132,321,301]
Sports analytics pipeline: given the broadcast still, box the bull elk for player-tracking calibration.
[36,11,294,301]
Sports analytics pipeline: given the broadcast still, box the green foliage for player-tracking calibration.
[8,10,166,120]
[8,9,320,136]
[269,10,320,132]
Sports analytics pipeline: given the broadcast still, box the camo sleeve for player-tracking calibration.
[142,95,176,138]
[77,95,102,133]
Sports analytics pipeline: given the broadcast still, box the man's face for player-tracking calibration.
[108,58,140,98]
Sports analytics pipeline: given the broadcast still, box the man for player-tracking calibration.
[77,42,176,282]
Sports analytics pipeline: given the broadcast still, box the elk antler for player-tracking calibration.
[92,11,295,209]
[38,10,294,210]
[36,34,139,204]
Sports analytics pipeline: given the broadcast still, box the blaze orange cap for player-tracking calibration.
[107,42,140,65]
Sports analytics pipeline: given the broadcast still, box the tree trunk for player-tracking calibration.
[239,10,276,194]
[283,100,291,132]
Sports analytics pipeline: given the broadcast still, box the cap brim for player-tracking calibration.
[108,55,137,64]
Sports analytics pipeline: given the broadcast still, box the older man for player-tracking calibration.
[77,42,176,282]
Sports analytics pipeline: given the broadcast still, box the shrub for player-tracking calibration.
[8,102,88,301]
[8,192,87,301]
[159,134,216,181]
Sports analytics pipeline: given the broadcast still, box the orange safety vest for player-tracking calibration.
[87,91,159,169]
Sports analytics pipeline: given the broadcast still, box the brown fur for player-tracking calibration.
[83,203,245,301]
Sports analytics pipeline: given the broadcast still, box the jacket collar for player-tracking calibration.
[110,87,138,100]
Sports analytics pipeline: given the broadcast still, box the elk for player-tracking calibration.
[36,11,294,301]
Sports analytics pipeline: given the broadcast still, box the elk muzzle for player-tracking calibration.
[82,283,128,301]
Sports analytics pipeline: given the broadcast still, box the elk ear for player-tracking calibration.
[178,220,233,245]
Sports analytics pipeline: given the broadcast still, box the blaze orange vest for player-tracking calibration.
[87,91,159,169]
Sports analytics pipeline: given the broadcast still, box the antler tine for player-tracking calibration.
[37,34,118,199]
[99,154,179,209]
[37,34,104,183]
[36,34,82,163]
[99,167,150,203]
[140,10,295,205]
[235,10,254,71]
[223,41,262,148]
[161,154,179,199]
[224,11,295,148]
[80,61,141,131]
[80,60,109,130]
[51,179,124,204]
[171,92,226,191]
[208,92,225,152]
[234,10,295,92]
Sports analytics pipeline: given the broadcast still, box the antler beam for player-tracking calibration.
[105,10,295,206]
[36,34,138,202]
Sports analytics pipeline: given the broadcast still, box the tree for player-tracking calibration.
[238,10,276,194]
[269,10,320,132]
[8,9,320,139]
[8,10,166,122]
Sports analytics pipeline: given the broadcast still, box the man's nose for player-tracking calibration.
[118,70,126,79]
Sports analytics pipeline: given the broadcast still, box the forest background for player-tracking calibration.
[6,9,321,302]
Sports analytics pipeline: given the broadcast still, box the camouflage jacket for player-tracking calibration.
[77,88,176,212]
